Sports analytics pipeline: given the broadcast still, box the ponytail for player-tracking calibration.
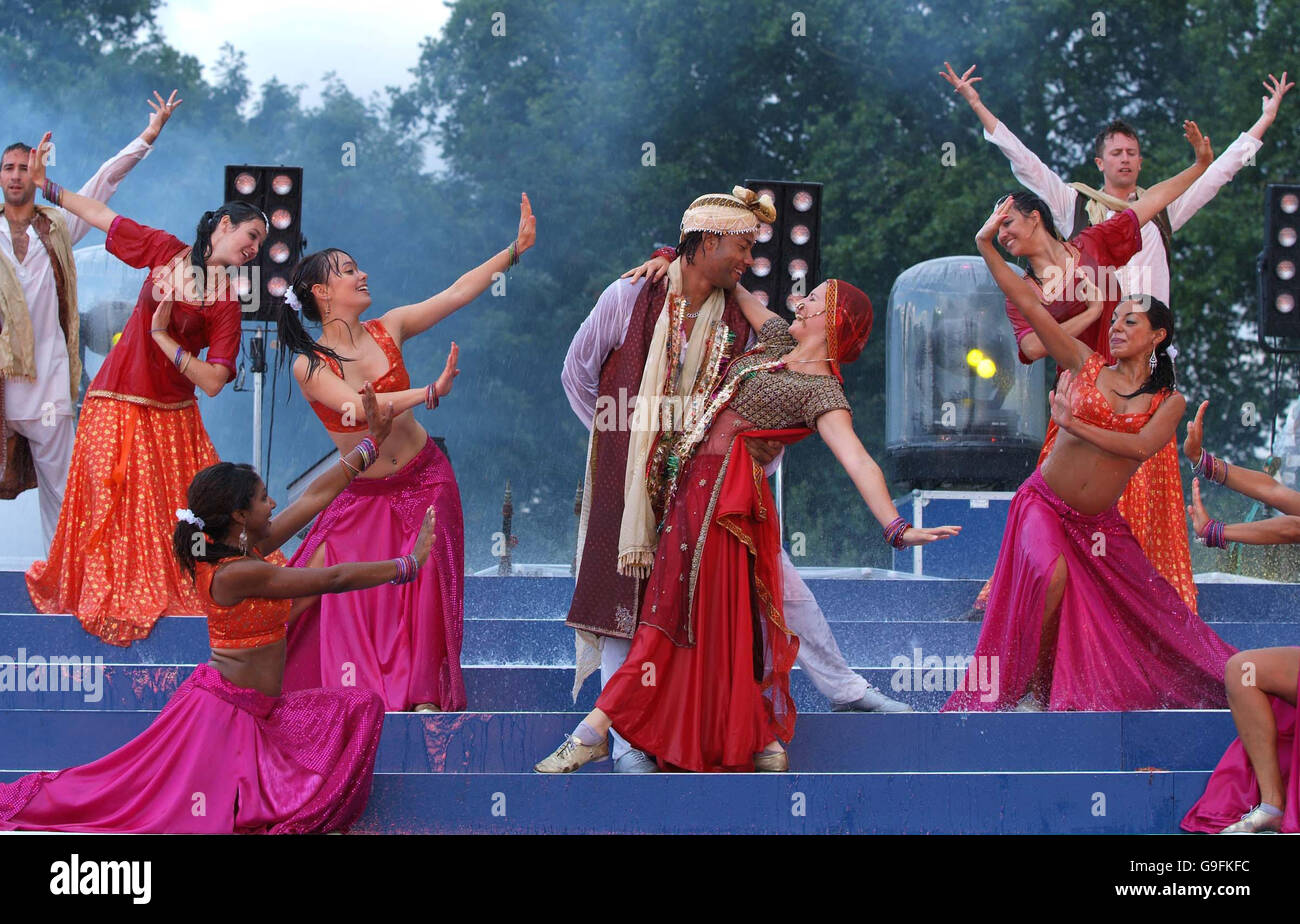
[276,248,352,378]
[173,462,261,579]
[190,201,269,291]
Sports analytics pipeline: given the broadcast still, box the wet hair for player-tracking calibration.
[677,230,706,265]
[1006,190,1062,243]
[173,462,262,578]
[2,142,32,159]
[276,248,352,378]
[190,201,268,291]
[1094,119,1141,159]
[1113,294,1176,399]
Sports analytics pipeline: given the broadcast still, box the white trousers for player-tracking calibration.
[7,414,74,551]
[599,548,867,761]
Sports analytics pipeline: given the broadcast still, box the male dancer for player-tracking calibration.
[940,63,1290,616]
[563,188,908,775]
[941,63,1290,317]
[0,90,182,547]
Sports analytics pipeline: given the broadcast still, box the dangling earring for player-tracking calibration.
[239,527,248,555]
[1148,351,1157,373]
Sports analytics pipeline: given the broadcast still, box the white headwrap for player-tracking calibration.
[679,186,777,241]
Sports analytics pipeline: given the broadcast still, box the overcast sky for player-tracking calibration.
[156,0,453,107]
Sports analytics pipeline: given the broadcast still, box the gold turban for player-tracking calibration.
[679,185,778,241]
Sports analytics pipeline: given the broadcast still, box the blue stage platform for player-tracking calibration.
[0,571,1294,834]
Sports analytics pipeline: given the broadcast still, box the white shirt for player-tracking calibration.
[0,137,152,420]
[983,121,1262,303]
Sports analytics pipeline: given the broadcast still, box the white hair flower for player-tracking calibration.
[284,289,303,312]
[176,508,205,529]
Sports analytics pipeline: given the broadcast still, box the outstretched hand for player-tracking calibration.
[1049,368,1077,431]
[901,524,962,546]
[1186,477,1211,539]
[26,131,53,189]
[1261,71,1294,121]
[515,193,537,255]
[434,342,460,398]
[359,381,395,447]
[939,62,982,103]
[411,506,438,567]
[1182,120,1213,167]
[622,254,672,284]
[150,266,175,332]
[143,90,183,143]
[1183,399,1209,463]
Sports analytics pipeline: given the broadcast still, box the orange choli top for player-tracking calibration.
[195,550,292,649]
[307,319,411,433]
[1070,352,1170,431]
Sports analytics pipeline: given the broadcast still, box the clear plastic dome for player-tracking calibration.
[885,256,1047,489]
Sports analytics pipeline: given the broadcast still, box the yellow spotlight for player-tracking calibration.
[976,358,996,379]
[112,331,122,347]
[966,348,985,367]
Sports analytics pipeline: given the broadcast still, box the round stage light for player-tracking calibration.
[271,208,292,230]
[754,290,769,308]
[966,348,985,367]
[1278,293,1296,314]
[234,172,257,195]
[790,224,810,245]
[788,258,808,279]
[272,174,294,195]
[792,190,813,212]
[976,358,996,378]
[1278,260,1296,281]
[267,276,288,298]
[1280,227,1297,248]
[752,257,771,277]
[269,242,290,263]
[1282,193,1299,214]
[757,223,773,243]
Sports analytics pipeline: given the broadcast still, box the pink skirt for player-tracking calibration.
[0,664,384,833]
[1182,666,1300,833]
[943,469,1234,711]
[284,437,466,711]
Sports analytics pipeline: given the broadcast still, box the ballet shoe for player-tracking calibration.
[753,747,789,772]
[1220,805,1284,834]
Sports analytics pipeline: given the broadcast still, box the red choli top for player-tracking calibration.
[307,319,410,433]
[1072,351,1169,432]
[88,216,242,409]
[1005,208,1142,366]
[194,550,292,649]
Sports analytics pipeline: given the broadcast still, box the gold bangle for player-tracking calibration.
[179,352,193,374]
[338,454,361,477]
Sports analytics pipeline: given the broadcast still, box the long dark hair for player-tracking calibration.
[1115,294,1177,399]
[190,201,268,291]
[173,462,261,578]
[276,248,351,379]
[1005,191,1064,289]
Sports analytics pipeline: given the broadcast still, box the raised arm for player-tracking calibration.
[292,342,458,426]
[1127,121,1213,228]
[816,409,960,546]
[976,198,1092,372]
[1183,400,1300,515]
[382,193,536,341]
[256,384,395,552]
[734,284,779,331]
[28,133,117,234]
[1050,369,1186,461]
[216,507,437,607]
[942,62,1075,235]
[1188,478,1300,546]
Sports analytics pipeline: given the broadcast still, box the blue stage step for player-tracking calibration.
[1,613,1290,669]
[0,710,1238,774]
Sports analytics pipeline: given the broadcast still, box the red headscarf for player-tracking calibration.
[825,278,874,382]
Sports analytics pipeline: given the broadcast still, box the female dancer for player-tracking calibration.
[23,132,268,645]
[1,385,438,833]
[1178,400,1300,833]
[536,278,958,773]
[275,194,536,712]
[936,101,1235,615]
[944,193,1234,712]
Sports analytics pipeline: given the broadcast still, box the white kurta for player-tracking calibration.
[983,121,1262,304]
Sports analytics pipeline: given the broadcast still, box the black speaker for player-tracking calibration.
[224,165,306,322]
[740,180,823,319]
[1259,183,1300,340]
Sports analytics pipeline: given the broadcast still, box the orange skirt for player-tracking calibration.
[26,396,217,645]
[975,421,1198,614]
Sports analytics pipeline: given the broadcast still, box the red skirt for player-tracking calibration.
[598,427,803,772]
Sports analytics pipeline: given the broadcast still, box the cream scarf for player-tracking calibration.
[0,205,80,397]
[1068,181,1144,228]
[616,258,726,577]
